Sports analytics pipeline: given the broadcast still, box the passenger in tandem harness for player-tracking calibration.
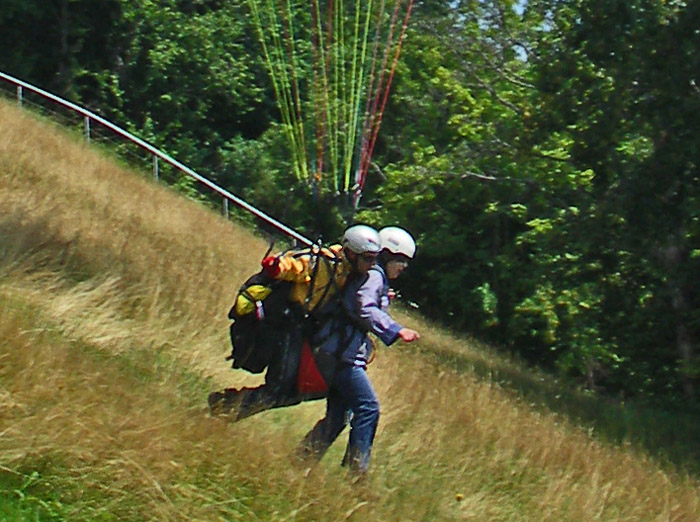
[296,227,421,474]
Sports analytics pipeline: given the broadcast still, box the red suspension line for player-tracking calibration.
[357,0,389,186]
[356,0,414,198]
[357,0,401,189]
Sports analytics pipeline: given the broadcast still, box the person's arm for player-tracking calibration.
[356,271,405,345]
[397,328,420,342]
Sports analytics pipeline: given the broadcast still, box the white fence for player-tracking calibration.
[0,71,313,247]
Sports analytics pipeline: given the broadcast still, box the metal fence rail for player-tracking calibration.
[0,71,313,247]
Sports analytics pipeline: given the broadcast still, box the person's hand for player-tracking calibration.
[388,289,397,301]
[261,255,281,278]
[398,328,420,342]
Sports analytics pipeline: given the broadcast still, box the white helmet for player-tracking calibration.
[379,227,416,259]
[342,224,381,255]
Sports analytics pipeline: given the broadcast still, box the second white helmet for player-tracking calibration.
[343,224,381,255]
[379,227,416,259]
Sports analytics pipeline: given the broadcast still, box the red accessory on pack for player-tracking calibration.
[261,255,281,278]
[297,340,328,395]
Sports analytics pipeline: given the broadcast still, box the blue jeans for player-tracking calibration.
[298,364,380,472]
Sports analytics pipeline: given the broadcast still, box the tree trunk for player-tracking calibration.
[57,0,72,93]
[662,237,696,399]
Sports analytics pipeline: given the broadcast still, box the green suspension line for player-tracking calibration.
[247,0,411,204]
[343,0,374,194]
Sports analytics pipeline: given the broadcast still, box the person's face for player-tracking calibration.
[385,258,408,280]
[356,251,378,274]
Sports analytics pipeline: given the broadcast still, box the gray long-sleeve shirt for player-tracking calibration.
[314,264,402,367]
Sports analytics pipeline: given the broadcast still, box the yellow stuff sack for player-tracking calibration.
[234,284,273,316]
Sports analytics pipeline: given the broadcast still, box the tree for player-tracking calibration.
[529,0,700,398]
[0,0,123,99]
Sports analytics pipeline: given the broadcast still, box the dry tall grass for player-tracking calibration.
[1,98,699,521]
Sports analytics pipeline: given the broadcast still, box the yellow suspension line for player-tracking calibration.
[343,0,374,193]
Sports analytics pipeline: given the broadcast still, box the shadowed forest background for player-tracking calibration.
[1,0,699,405]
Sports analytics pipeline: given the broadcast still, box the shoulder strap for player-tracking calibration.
[303,243,343,315]
[301,243,322,314]
[368,263,388,283]
[338,272,371,334]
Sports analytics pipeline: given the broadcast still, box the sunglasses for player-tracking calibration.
[388,254,409,267]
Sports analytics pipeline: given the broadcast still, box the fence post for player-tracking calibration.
[84,116,91,143]
[223,198,229,219]
[17,85,22,106]
[153,155,159,180]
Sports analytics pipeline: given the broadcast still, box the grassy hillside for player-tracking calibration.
[1,98,699,521]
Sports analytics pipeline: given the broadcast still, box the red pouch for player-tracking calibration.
[296,340,329,395]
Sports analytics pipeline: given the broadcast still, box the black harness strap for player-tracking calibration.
[301,244,343,316]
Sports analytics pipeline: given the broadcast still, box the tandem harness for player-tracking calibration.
[226,244,345,375]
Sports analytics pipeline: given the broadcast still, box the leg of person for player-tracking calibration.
[235,324,304,420]
[208,370,281,418]
[208,386,256,415]
[296,386,349,463]
[209,324,289,418]
[274,322,304,401]
[336,365,380,473]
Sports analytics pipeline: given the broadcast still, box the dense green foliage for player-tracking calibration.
[1,0,698,403]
